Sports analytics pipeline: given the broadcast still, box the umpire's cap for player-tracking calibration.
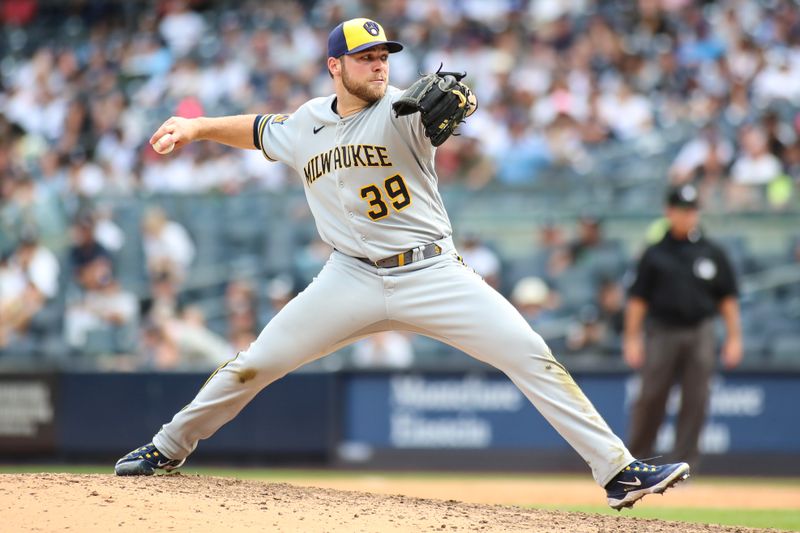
[666,183,700,209]
[328,18,403,58]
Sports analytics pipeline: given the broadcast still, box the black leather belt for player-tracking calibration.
[357,243,443,268]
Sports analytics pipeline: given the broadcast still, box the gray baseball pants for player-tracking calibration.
[628,318,716,467]
[154,239,634,486]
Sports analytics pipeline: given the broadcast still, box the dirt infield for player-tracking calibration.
[286,474,800,510]
[0,473,790,532]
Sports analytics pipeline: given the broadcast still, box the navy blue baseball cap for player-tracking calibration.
[327,18,403,58]
[666,184,700,208]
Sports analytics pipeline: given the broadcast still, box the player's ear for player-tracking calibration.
[327,56,341,78]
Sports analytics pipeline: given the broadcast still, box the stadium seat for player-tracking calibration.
[769,333,800,363]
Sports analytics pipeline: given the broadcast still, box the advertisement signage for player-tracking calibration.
[342,372,800,454]
[0,374,57,454]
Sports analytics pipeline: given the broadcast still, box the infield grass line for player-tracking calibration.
[536,504,800,531]
[2,465,800,487]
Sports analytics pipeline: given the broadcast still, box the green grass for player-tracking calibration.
[3,466,799,530]
[539,504,800,531]
[1,464,112,475]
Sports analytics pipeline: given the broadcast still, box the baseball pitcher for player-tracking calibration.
[115,17,689,510]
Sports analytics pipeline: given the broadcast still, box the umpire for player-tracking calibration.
[624,183,743,468]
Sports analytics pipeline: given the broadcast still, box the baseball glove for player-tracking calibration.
[392,67,477,147]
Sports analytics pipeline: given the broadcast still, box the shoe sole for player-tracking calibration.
[115,459,185,476]
[115,462,156,476]
[608,464,691,511]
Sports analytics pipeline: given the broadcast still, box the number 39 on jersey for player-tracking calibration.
[360,174,412,220]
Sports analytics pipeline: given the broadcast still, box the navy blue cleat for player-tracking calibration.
[115,443,185,476]
[605,460,690,510]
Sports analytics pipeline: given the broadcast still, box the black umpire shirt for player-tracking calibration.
[628,229,738,327]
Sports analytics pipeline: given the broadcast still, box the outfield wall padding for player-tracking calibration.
[0,370,797,474]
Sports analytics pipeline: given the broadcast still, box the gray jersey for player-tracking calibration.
[149,78,639,495]
[131,15,670,502]
[255,87,452,261]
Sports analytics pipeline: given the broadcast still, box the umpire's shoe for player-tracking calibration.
[115,443,185,476]
[605,460,690,510]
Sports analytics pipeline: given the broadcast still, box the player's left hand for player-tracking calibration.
[623,335,645,369]
[721,335,743,369]
[393,68,477,146]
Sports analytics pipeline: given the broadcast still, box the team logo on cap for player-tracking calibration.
[363,21,380,36]
[680,185,698,202]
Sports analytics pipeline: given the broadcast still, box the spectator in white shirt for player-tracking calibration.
[670,125,734,184]
[459,234,502,290]
[669,124,735,209]
[598,80,654,140]
[0,233,60,350]
[141,206,195,284]
[158,0,205,58]
[352,331,415,369]
[64,255,139,350]
[729,125,783,209]
[753,51,800,107]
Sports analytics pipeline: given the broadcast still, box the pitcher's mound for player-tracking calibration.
[0,473,770,532]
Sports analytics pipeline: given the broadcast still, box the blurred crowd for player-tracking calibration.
[2,0,800,369]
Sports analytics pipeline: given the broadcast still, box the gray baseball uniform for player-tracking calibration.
[152,87,635,487]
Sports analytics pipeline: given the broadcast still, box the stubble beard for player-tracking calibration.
[341,61,386,104]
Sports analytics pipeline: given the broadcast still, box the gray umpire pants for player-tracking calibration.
[628,318,716,467]
[154,242,635,487]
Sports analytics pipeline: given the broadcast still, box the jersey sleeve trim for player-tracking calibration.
[253,114,263,149]
[256,114,279,162]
